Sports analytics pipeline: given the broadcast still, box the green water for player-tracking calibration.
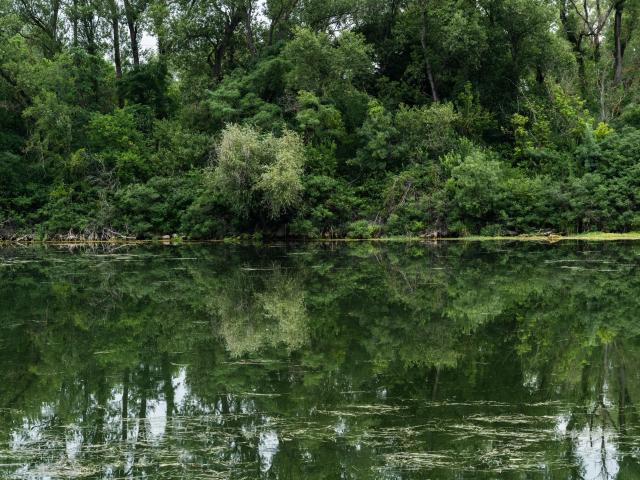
[1,242,639,479]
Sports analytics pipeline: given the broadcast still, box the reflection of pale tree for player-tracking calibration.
[211,268,309,357]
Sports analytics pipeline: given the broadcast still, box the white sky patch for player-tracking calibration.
[173,367,188,408]
[147,399,167,438]
[259,430,279,472]
[140,32,157,56]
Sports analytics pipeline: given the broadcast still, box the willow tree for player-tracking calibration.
[212,124,306,220]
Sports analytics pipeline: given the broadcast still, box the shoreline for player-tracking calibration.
[2,232,640,245]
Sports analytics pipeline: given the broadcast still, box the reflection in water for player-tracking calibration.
[1,241,640,479]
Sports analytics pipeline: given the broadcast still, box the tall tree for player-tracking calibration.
[243,1,257,58]
[418,2,438,102]
[106,0,123,78]
[568,0,617,60]
[148,0,169,57]
[13,0,63,57]
[613,0,626,83]
[265,0,299,45]
[76,0,101,55]
[123,0,146,66]
[559,0,587,83]
[172,0,249,82]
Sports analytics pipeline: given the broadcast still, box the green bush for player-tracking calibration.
[114,176,200,237]
[346,220,381,239]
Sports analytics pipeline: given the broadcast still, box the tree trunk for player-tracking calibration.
[106,0,123,79]
[420,7,438,102]
[613,0,625,83]
[17,0,61,56]
[81,15,98,55]
[153,0,168,58]
[213,45,225,80]
[112,20,123,78]
[212,9,243,81]
[112,17,123,78]
[72,0,78,47]
[50,0,61,44]
[618,362,626,434]
[121,368,129,441]
[268,0,299,46]
[123,0,140,67]
[162,354,175,420]
[384,0,401,38]
[244,5,257,58]
[268,21,276,46]
[560,1,586,91]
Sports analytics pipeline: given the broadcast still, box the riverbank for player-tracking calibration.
[2,231,640,245]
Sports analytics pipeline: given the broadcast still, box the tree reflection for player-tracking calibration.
[0,242,639,478]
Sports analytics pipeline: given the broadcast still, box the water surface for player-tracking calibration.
[1,241,639,479]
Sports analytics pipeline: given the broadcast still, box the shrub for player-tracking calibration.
[346,220,380,239]
[212,124,306,221]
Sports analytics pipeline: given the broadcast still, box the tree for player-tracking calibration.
[3,0,640,240]
[417,0,439,101]
[104,0,123,78]
[265,0,300,45]
[282,28,373,96]
[171,0,251,82]
[12,0,63,57]
[122,0,146,66]
[212,124,305,220]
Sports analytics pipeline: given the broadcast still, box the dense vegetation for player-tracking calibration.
[1,0,640,239]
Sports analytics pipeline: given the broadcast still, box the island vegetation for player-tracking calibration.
[1,0,640,240]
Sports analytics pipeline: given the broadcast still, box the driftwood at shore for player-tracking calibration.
[0,228,137,242]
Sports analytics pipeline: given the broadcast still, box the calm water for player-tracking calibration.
[1,241,639,479]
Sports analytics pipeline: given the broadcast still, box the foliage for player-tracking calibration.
[118,61,173,118]
[211,124,305,222]
[1,0,640,239]
[283,28,373,96]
